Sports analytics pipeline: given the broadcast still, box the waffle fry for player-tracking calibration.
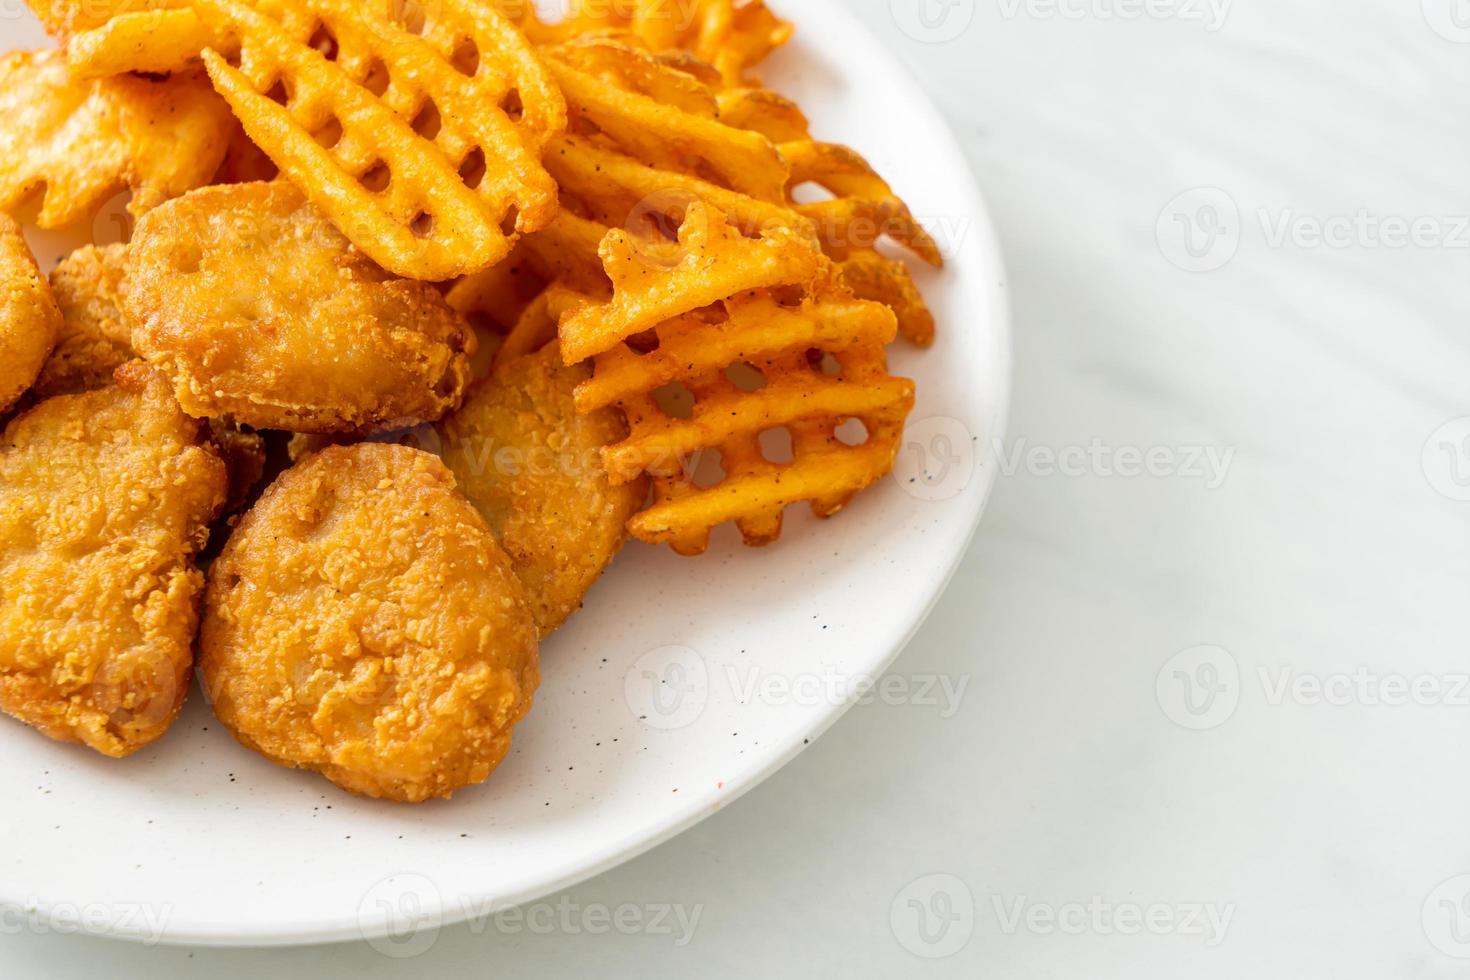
[560,201,821,364]
[780,139,942,267]
[562,204,914,555]
[0,50,232,227]
[517,1,791,85]
[161,0,565,280]
[836,248,936,348]
[544,38,787,202]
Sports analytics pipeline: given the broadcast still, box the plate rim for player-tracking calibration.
[1,0,1013,947]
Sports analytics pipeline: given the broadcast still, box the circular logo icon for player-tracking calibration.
[890,873,974,958]
[889,0,976,44]
[1422,418,1470,502]
[1155,645,1240,730]
[624,187,703,268]
[892,416,977,502]
[1156,187,1240,272]
[357,873,443,959]
[1424,874,1470,958]
[90,190,135,247]
[1423,0,1470,42]
[625,645,709,730]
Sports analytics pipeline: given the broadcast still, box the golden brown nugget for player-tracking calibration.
[126,183,475,433]
[0,215,60,414]
[200,444,540,802]
[0,362,227,756]
[32,244,134,400]
[440,346,646,636]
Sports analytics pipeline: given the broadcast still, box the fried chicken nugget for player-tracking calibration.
[0,361,227,756]
[32,244,134,400]
[200,443,540,802]
[440,345,646,636]
[125,182,475,433]
[0,215,61,415]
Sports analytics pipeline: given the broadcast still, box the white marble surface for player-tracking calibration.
[9,0,1470,975]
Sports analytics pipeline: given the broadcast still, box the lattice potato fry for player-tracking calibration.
[618,335,914,555]
[193,0,563,280]
[575,289,897,413]
[0,50,232,227]
[837,248,936,347]
[513,0,791,84]
[781,139,943,268]
[545,43,787,202]
[546,134,812,245]
[560,202,820,363]
[716,86,809,142]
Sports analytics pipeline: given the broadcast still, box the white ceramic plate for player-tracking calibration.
[0,0,1010,946]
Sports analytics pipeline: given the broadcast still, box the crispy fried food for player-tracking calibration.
[125,182,475,433]
[187,0,565,280]
[67,6,215,78]
[512,0,792,85]
[544,38,787,202]
[440,345,644,635]
[560,199,821,364]
[0,215,61,414]
[0,50,232,227]
[562,204,913,555]
[25,0,181,41]
[0,361,227,756]
[200,443,539,802]
[32,244,134,400]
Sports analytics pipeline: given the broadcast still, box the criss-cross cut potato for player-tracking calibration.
[200,443,540,802]
[440,344,645,636]
[125,182,475,433]
[0,49,232,228]
[0,215,60,414]
[0,361,227,757]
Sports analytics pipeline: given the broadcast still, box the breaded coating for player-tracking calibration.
[125,182,475,433]
[200,444,540,802]
[32,243,134,400]
[0,214,61,414]
[0,361,227,756]
[440,346,646,636]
